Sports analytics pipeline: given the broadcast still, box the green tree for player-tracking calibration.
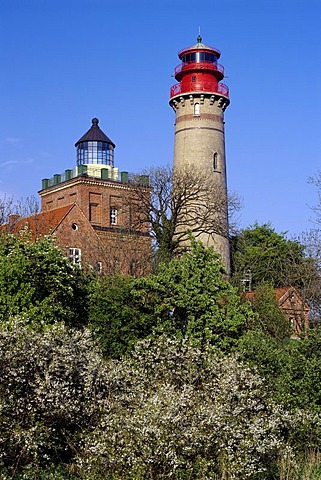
[277,327,321,412]
[249,282,291,339]
[89,240,255,357]
[88,274,157,358]
[237,326,321,414]
[132,239,255,349]
[231,222,307,290]
[0,233,91,326]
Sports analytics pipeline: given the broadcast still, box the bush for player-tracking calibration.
[0,234,91,327]
[0,321,108,475]
[75,336,308,479]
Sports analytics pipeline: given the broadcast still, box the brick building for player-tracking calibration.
[245,287,310,337]
[5,118,151,276]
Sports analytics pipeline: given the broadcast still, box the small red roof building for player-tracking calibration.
[245,286,310,337]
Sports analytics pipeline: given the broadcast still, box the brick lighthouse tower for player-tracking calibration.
[169,35,230,274]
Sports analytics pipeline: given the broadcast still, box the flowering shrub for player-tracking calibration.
[75,336,307,479]
[0,321,108,475]
[0,322,319,479]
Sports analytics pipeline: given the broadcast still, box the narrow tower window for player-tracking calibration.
[110,207,117,225]
[213,152,218,170]
[194,102,200,116]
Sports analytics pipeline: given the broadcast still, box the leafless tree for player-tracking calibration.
[296,229,321,320]
[308,172,321,225]
[0,194,39,226]
[128,165,242,265]
[0,194,15,225]
[15,195,40,218]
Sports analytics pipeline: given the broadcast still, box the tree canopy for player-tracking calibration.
[230,222,307,290]
[0,233,90,327]
[0,225,321,477]
[89,239,255,357]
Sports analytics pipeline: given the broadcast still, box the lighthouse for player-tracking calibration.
[169,35,230,274]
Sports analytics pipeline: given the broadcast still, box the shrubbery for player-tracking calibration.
[0,233,90,327]
[1,323,319,479]
[1,234,321,478]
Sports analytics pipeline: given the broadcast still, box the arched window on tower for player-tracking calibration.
[194,102,200,116]
[213,152,218,171]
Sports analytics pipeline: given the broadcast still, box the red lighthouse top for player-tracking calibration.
[170,35,229,100]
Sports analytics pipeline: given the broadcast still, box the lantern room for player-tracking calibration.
[75,117,116,167]
[170,35,229,99]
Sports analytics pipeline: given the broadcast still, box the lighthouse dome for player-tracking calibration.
[75,118,115,167]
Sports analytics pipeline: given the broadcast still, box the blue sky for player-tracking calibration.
[1,0,320,236]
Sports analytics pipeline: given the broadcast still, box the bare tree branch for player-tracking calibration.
[0,195,40,225]
[127,165,242,265]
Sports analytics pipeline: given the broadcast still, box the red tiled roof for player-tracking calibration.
[1,204,74,239]
[244,290,255,301]
[244,287,309,311]
[244,287,292,302]
[274,287,291,301]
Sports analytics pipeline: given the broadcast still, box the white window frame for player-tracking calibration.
[97,261,103,274]
[110,207,117,225]
[194,102,200,116]
[69,247,81,266]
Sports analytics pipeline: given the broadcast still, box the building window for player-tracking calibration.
[77,141,114,167]
[191,75,196,82]
[213,152,218,170]
[194,102,200,116]
[110,207,117,225]
[69,248,81,266]
[96,261,103,274]
[71,223,78,231]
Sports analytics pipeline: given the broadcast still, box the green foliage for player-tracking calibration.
[231,222,306,289]
[89,240,255,357]
[283,328,321,412]
[132,239,255,349]
[1,222,321,478]
[88,275,156,358]
[0,464,78,479]
[249,282,291,339]
[237,327,321,416]
[0,233,90,327]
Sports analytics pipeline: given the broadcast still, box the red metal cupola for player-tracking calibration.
[170,35,229,100]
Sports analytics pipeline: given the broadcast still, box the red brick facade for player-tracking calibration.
[2,176,151,276]
[38,175,151,275]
